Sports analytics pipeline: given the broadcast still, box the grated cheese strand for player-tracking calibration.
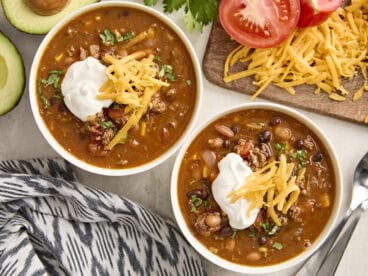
[228,154,301,226]
[98,52,170,150]
[224,0,368,117]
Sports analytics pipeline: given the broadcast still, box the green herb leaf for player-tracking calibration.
[159,64,176,81]
[41,70,63,90]
[259,222,270,232]
[272,242,283,250]
[188,0,218,26]
[117,31,134,42]
[99,121,114,129]
[37,79,50,109]
[153,55,162,63]
[144,0,218,32]
[268,225,279,236]
[291,149,308,168]
[163,0,185,13]
[191,195,202,207]
[184,9,203,32]
[275,143,286,155]
[202,199,209,208]
[144,0,157,5]
[100,29,117,45]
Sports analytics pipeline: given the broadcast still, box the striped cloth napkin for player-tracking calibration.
[0,158,206,276]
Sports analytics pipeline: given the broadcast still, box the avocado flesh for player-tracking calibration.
[1,0,99,34]
[0,32,25,116]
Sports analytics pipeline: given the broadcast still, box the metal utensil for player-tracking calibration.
[296,152,368,276]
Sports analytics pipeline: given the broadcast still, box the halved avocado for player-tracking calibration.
[0,31,25,116]
[1,0,99,34]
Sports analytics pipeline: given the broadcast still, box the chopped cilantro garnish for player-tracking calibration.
[259,222,270,232]
[99,121,114,129]
[272,242,283,250]
[202,199,209,209]
[144,0,218,32]
[37,79,49,109]
[268,225,279,236]
[100,29,134,45]
[185,79,192,86]
[275,143,286,155]
[190,195,203,213]
[159,64,176,81]
[37,70,64,109]
[291,149,308,168]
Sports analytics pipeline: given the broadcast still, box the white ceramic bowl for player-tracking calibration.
[171,102,342,274]
[29,1,202,176]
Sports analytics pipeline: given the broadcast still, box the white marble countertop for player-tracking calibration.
[0,1,367,275]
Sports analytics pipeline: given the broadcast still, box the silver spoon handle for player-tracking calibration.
[295,214,349,276]
[296,200,368,276]
[315,207,362,276]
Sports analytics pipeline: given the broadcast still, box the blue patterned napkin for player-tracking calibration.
[0,159,206,276]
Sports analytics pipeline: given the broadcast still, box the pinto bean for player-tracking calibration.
[205,213,221,227]
[214,124,234,138]
[274,125,292,141]
[246,251,262,262]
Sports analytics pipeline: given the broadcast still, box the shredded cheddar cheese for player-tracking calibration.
[98,52,169,150]
[228,155,302,226]
[224,0,368,109]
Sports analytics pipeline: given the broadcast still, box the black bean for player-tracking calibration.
[222,139,230,149]
[258,236,267,246]
[187,189,208,200]
[230,124,241,135]
[218,226,233,237]
[258,130,272,143]
[270,117,281,126]
[313,151,323,162]
[58,103,67,112]
[295,139,304,149]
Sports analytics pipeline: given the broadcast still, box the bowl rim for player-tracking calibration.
[170,102,343,274]
[29,1,203,176]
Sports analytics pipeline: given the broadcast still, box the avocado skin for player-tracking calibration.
[0,31,25,116]
[1,0,100,35]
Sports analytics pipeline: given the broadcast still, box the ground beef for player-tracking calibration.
[247,146,269,171]
[288,204,302,222]
[150,94,167,113]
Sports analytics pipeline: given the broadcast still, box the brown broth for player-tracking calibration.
[36,7,196,169]
[177,109,335,266]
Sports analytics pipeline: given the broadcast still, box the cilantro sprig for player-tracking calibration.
[37,70,64,109]
[143,0,218,32]
[100,29,134,46]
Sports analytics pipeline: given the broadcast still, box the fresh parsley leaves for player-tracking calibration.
[100,29,134,46]
[190,195,202,212]
[99,121,115,129]
[159,64,176,81]
[143,0,218,32]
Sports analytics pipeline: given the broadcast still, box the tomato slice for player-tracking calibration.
[298,0,343,27]
[219,0,301,48]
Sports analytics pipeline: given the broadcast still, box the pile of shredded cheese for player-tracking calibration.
[98,51,169,150]
[228,155,304,226]
[224,0,368,114]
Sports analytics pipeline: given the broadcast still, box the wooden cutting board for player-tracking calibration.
[203,19,368,125]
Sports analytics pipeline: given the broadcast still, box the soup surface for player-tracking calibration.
[36,7,196,168]
[178,109,335,266]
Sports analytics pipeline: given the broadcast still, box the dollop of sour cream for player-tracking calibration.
[61,57,112,121]
[212,153,260,229]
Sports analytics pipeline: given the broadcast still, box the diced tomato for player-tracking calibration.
[298,0,343,27]
[219,0,301,48]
